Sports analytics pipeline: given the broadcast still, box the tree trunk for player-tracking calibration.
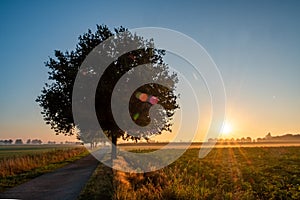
[111,135,117,161]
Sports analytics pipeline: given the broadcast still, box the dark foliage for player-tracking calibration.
[36,24,179,149]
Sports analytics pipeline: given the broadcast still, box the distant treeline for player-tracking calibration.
[257,133,300,142]
[0,139,44,145]
[0,139,82,145]
[208,133,300,143]
[208,137,253,143]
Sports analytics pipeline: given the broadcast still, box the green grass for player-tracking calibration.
[0,145,89,192]
[82,146,300,199]
[77,162,114,200]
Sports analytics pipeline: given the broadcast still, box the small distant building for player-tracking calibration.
[265,132,272,140]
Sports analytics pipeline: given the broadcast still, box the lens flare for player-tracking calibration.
[136,92,159,105]
[139,93,148,102]
[72,27,226,173]
[133,113,139,120]
[149,96,159,105]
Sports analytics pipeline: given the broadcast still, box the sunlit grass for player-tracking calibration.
[112,146,300,199]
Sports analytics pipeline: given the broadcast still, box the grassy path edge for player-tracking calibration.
[77,162,114,200]
[0,148,89,192]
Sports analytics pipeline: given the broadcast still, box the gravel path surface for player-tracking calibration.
[0,154,99,200]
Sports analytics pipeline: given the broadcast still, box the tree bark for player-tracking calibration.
[111,134,117,161]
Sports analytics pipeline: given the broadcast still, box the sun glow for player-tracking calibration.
[221,122,233,136]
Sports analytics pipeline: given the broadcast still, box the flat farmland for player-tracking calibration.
[1,144,300,199]
[0,145,88,192]
[0,145,81,158]
[118,142,300,150]
[115,146,300,199]
[81,146,300,199]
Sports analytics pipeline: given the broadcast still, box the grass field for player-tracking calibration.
[0,145,88,192]
[81,146,300,200]
[0,145,80,158]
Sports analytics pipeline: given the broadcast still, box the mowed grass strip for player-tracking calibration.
[0,146,89,192]
[78,162,114,200]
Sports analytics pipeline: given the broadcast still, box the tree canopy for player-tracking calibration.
[36,25,179,157]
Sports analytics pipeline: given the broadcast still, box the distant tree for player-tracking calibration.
[246,137,252,143]
[31,139,42,144]
[0,139,12,145]
[26,139,31,144]
[218,138,224,143]
[15,139,23,145]
[65,141,75,145]
[208,138,217,142]
[77,132,103,149]
[36,25,179,160]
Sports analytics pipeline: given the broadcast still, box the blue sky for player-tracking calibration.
[0,0,300,142]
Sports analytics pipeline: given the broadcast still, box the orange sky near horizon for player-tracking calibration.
[1,1,300,144]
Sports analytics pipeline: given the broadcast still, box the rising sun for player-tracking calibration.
[221,122,233,136]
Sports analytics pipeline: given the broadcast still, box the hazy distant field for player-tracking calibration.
[118,142,300,150]
[0,145,82,159]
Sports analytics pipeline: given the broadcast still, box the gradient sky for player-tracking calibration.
[0,0,300,142]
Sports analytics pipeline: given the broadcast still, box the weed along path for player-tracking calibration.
[0,154,99,200]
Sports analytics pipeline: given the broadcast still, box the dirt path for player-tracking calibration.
[0,154,99,200]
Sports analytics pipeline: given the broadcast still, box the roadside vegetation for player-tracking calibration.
[0,145,88,192]
[81,146,300,199]
[78,162,114,200]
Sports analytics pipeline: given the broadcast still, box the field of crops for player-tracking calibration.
[1,145,300,199]
[0,145,88,192]
[112,146,300,199]
[0,145,78,158]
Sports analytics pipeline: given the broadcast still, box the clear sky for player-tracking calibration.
[0,0,300,142]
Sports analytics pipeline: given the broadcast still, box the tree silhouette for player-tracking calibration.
[36,25,179,160]
[15,139,23,145]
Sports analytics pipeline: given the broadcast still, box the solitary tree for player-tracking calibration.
[36,25,179,160]
[15,139,23,145]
